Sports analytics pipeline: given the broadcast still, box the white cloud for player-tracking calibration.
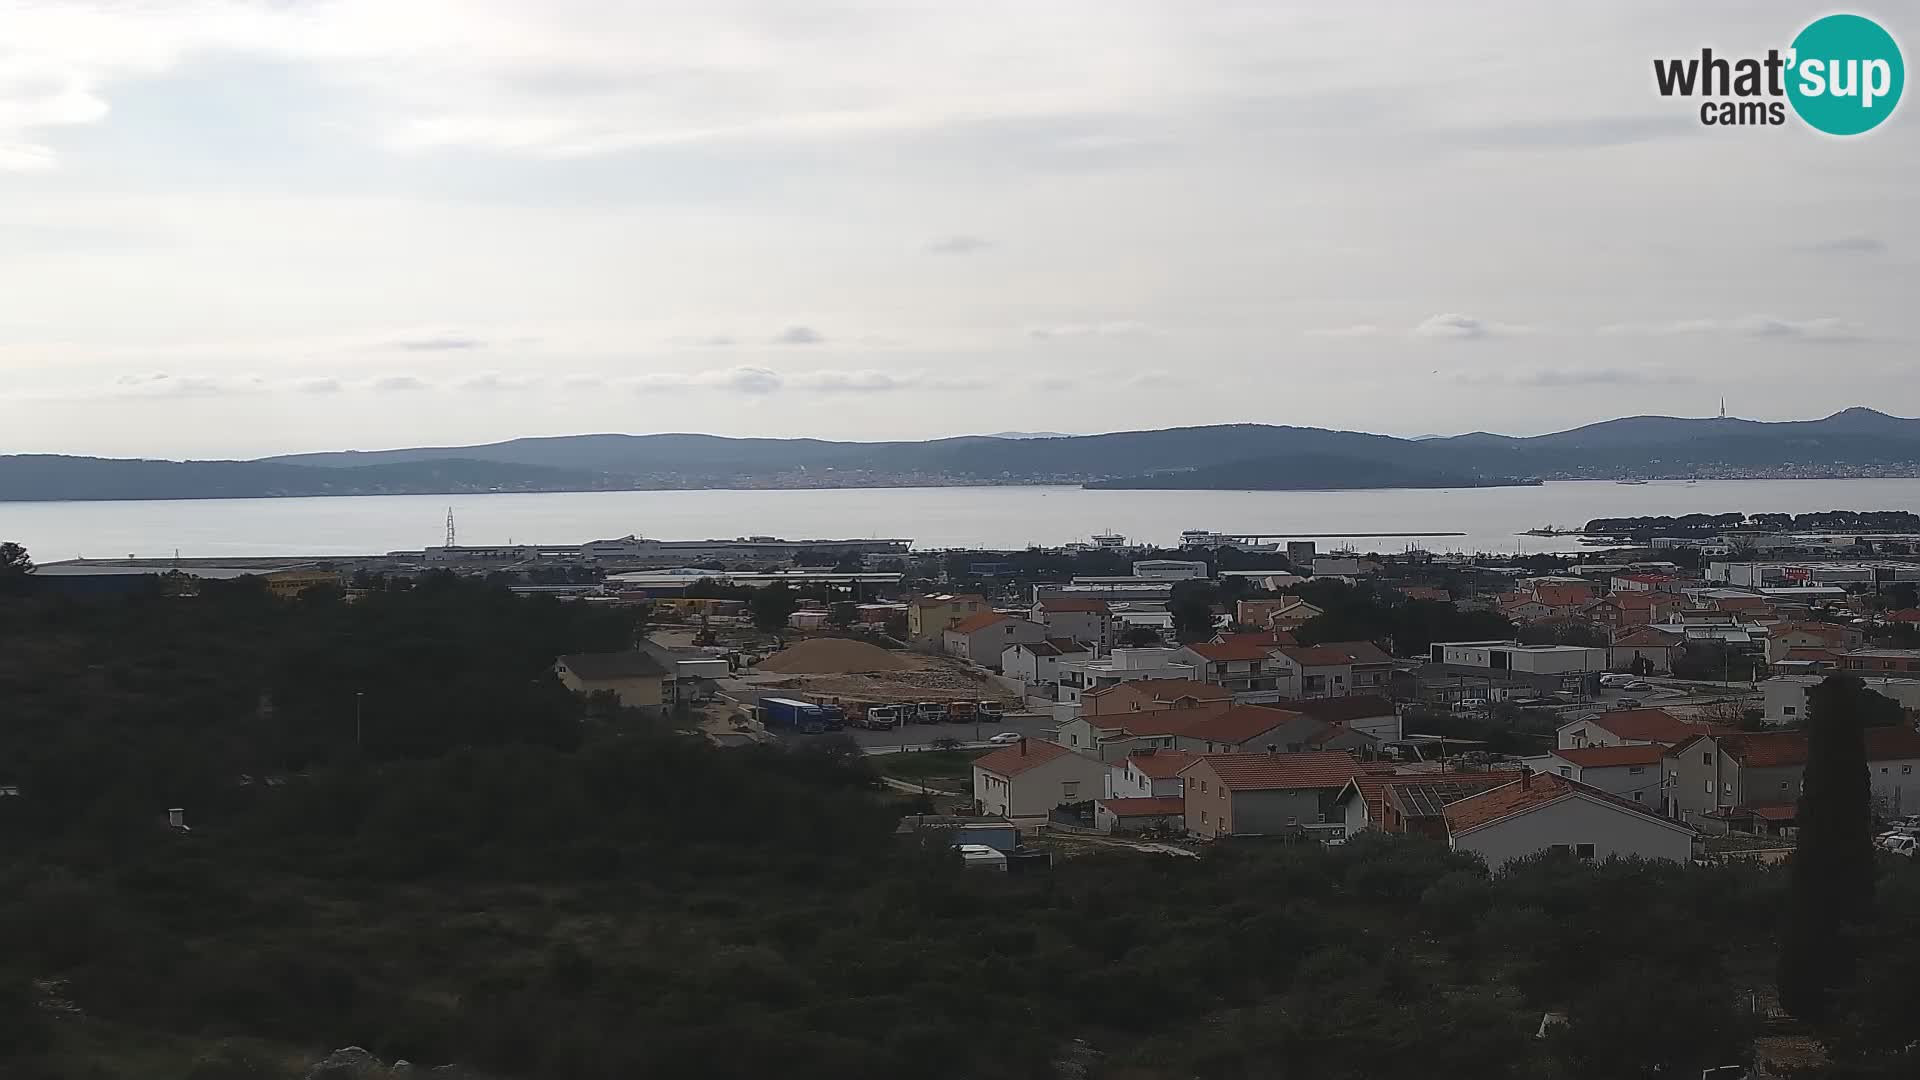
[1452,366,1694,388]
[1128,369,1178,388]
[618,365,785,394]
[107,372,267,397]
[771,325,825,345]
[366,374,430,392]
[455,371,531,391]
[1029,321,1151,340]
[1304,324,1383,338]
[1411,313,1499,340]
[1599,316,1869,344]
[927,234,990,255]
[393,334,486,351]
[294,377,343,394]
[792,369,901,392]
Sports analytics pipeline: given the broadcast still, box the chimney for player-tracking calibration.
[1520,767,1531,789]
[1266,743,1279,757]
[1019,737,1028,756]
[167,807,186,830]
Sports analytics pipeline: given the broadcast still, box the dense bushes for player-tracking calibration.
[5,578,1920,1077]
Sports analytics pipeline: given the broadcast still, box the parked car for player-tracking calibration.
[1883,835,1917,858]
[987,732,1024,744]
[1450,699,1488,714]
[1622,681,1653,692]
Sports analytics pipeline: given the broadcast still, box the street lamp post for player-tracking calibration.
[355,691,364,748]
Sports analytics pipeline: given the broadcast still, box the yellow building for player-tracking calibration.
[261,568,345,599]
[906,593,989,644]
[554,651,671,708]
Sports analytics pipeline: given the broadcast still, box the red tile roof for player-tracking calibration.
[1611,627,1682,648]
[1580,708,1735,745]
[1616,591,1681,610]
[1098,795,1187,817]
[1294,694,1398,724]
[1281,644,1363,667]
[1184,705,1309,745]
[1551,744,1667,768]
[1185,640,1278,662]
[1342,770,1523,823]
[1884,608,1920,624]
[1038,598,1111,614]
[1184,751,1360,791]
[1084,678,1229,704]
[1123,749,1199,778]
[1087,705,1217,737]
[1322,640,1395,666]
[973,738,1080,778]
[1443,771,1688,835]
[1534,584,1595,608]
[1215,630,1299,648]
[947,611,1009,634]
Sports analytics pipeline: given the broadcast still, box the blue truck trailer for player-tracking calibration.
[757,696,842,734]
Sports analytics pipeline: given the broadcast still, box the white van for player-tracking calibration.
[1598,674,1636,688]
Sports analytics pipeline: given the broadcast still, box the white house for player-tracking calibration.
[1763,673,1920,726]
[1001,638,1090,689]
[943,612,1047,671]
[1520,744,1666,808]
[1029,598,1113,651]
[1056,647,1199,704]
[1106,748,1197,800]
[1443,771,1696,869]
[971,738,1110,818]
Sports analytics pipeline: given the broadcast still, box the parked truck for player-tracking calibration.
[757,696,842,734]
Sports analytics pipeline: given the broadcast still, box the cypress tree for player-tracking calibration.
[1777,675,1877,1021]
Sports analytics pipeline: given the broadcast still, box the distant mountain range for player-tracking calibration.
[6,408,1920,501]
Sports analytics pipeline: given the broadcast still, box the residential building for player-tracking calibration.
[1001,638,1090,689]
[1172,640,1291,702]
[1107,748,1198,799]
[1055,705,1216,762]
[1607,627,1684,674]
[1131,559,1209,581]
[1763,673,1920,724]
[1333,771,1522,839]
[1029,598,1113,650]
[1056,647,1200,704]
[971,738,1110,817]
[1293,694,1403,741]
[1842,648,1920,676]
[943,613,1046,670]
[554,651,671,709]
[1174,705,1323,755]
[1276,640,1396,694]
[1616,590,1685,627]
[1180,752,1362,838]
[260,568,346,599]
[1398,585,1453,603]
[1082,678,1231,718]
[1095,796,1187,834]
[1662,726,1920,827]
[1522,744,1666,806]
[907,593,989,644]
[1556,708,1734,751]
[1431,640,1609,676]
[1613,572,1688,593]
[1443,771,1696,867]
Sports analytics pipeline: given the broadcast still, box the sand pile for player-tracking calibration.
[757,637,912,674]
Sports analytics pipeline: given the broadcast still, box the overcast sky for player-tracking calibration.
[0,0,1913,458]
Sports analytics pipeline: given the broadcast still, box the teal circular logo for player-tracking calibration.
[1787,14,1904,135]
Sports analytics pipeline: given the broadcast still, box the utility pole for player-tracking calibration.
[355,691,364,748]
